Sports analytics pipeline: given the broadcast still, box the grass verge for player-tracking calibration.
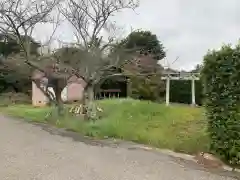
[0,99,209,154]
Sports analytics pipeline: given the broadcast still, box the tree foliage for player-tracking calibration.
[191,64,202,73]
[124,54,164,101]
[169,80,203,105]
[0,34,41,94]
[0,53,33,94]
[118,30,165,60]
[202,44,240,166]
[117,30,165,101]
[0,34,40,57]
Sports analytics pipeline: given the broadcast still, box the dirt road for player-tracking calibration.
[0,116,238,180]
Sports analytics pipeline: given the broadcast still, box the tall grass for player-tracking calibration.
[0,98,209,154]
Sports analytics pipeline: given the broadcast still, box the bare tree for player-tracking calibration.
[56,0,142,119]
[0,0,142,119]
[0,0,71,114]
[59,0,138,48]
[0,0,60,56]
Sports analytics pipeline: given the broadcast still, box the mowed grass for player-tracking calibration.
[0,99,209,154]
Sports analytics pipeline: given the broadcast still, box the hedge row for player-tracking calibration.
[202,44,240,166]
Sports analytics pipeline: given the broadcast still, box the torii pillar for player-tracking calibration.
[191,78,196,106]
[166,77,170,106]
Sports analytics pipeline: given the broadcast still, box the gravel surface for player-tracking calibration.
[0,115,238,180]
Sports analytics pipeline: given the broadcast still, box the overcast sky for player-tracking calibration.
[34,0,239,71]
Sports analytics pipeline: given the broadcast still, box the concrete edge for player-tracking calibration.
[135,145,240,173]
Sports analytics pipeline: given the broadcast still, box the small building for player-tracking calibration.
[31,70,128,107]
[32,70,86,106]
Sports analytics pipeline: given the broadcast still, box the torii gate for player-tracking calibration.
[161,72,200,106]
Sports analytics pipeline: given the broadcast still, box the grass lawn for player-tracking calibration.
[0,99,209,154]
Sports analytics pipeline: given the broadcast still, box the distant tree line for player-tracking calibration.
[0,29,204,105]
[0,34,41,94]
[169,79,203,105]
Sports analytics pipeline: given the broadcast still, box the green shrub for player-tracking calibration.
[0,92,31,106]
[130,75,164,102]
[202,44,240,166]
[170,80,203,105]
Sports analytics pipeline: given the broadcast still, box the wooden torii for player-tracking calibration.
[161,72,200,106]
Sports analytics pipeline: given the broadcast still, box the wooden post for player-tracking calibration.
[166,77,170,106]
[191,79,196,106]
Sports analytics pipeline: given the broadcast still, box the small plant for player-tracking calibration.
[69,103,103,120]
[202,44,240,167]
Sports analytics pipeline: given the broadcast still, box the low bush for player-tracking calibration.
[0,92,31,106]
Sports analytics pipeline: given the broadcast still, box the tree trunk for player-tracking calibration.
[83,85,97,120]
[55,85,64,115]
[51,79,64,116]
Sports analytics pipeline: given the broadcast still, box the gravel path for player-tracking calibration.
[0,115,238,180]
